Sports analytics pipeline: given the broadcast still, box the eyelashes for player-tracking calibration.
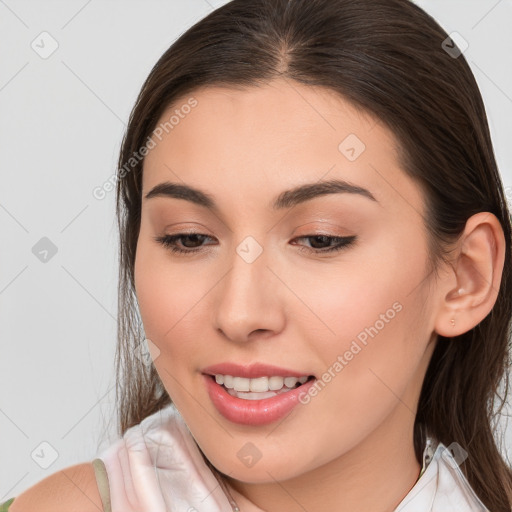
[293,234,356,254]
[154,233,212,254]
[153,233,357,256]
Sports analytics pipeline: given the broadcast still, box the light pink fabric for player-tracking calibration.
[99,404,234,512]
[97,403,489,512]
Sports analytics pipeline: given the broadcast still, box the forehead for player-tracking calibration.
[147,79,381,158]
[141,78,425,218]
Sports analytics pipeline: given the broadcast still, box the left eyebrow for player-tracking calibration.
[143,178,378,211]
[272,179,378,209]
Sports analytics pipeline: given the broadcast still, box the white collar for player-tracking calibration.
[395,437,489,511]
[99,404,489,512]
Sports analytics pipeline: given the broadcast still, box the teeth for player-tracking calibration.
[214,374,310,392]
[233,377,250,391]
[269,376,284,390]
[249,376,268,392]
[284,377,299,388]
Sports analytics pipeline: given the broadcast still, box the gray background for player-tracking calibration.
[1,0,511,499]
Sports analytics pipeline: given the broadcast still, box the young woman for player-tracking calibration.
[4,0,512,511]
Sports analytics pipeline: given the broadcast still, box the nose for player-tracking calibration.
[213,243,286,343]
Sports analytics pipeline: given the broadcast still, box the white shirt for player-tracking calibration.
[93,403,489,512]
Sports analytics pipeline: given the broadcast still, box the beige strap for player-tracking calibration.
[92,458,112,512]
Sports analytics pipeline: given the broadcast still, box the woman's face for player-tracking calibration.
[134,78,440,482]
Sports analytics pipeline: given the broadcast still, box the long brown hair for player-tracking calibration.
[113,0,512,509]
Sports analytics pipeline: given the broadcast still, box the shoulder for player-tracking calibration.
[9,462,103,512]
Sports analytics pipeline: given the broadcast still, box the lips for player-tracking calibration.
[202,362,316,426]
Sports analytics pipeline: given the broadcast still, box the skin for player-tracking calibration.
[134,78,505,512]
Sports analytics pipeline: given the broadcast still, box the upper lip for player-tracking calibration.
[202,362,313,379]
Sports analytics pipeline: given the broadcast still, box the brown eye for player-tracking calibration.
[154,233,216,254]
[292,235,357,254]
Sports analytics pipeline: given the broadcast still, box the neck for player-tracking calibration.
[224,406,422,512]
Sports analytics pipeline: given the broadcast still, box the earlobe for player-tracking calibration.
[434,212,506,338]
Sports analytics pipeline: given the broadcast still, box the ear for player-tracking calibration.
[434,212,506,337]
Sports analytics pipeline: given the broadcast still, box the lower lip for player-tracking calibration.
[203,374,316,426]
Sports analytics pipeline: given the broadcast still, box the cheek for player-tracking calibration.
[134,242,213,410]
[279,278,430,463]
[134,239,207,366]
[288,232,431,404]
[286,234,426,355]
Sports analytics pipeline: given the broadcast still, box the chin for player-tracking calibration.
[207,448,311,484]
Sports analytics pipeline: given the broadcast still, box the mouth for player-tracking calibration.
[202,366,317,425]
